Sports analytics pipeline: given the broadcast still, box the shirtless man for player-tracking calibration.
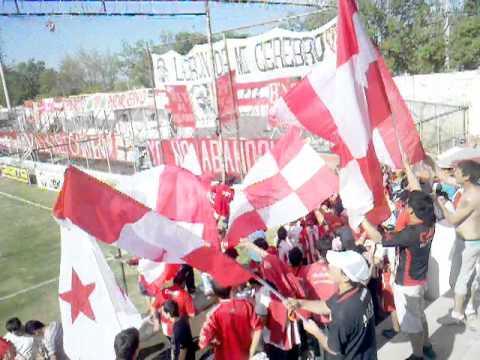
[437,160,480,324]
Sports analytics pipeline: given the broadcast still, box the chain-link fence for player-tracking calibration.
[406,100,469,155]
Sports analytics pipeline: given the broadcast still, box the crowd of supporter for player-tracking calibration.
[2,158,479,360]
[0,318,65,360]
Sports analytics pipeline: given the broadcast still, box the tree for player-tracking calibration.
[16,60,46,100]
[173,32,207,55]
[298,0,337,31]
[38,68,60,98]
[117,40,152,89]
[449,15,480,70]
[58,55,87,96]
[464,0,480,16]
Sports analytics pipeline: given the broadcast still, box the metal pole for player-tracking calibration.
[205,0,227,182]
[222,33,245,180]
[117,249,129,295]
[146,45,168,165]
[127,111,137,173]
[436,114,441,155]
[0,59,12,110]
[444,0,450,70]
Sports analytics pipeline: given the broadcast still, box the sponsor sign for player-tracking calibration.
[2,165,30,183]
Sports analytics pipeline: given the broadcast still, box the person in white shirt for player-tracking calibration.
[25,321,67,360]
[3,318,34,360]
[276,226,293,264]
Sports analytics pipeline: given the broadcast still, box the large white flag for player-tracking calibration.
[58,223,141,360]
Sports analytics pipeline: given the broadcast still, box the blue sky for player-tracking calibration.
[0,2,312,68]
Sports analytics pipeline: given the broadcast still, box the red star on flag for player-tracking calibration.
[59,268,96,323]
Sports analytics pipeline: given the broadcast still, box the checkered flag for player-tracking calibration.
[226,126,338,247]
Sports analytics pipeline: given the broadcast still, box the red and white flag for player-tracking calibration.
[226,127,338,247]
[58,224,141,359]
[272,0,424,226]
[54,166,252,287]
[119,165,218,291]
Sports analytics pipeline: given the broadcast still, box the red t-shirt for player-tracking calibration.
[212,184,235,218]
[199,299,262,360]
[153,285,195,337]
[296,261,338,325]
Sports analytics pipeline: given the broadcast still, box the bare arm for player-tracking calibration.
[402,155,421,191]
[249,329,262,358]
[238,238,269,258]
[302,319,337,355]
[361,219,383,243]
[438,196,475,226]
[179,349,187,360]
[288,298,331,316]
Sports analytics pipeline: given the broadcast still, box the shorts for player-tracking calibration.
[393,284,426,334]
[454,240,480,296]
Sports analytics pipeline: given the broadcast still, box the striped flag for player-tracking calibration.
[272,0,424,226]
[54,166,252,287]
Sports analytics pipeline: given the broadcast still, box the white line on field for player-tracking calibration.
[0,191,52,211]
[0,258,117,302]
[0,277,58,302]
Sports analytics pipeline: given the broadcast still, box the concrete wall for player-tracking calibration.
[394,69,480,136]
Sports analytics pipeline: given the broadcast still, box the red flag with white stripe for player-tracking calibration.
[272,0,424,226]
[119,165,219,291]
[54,166,252,287]
[226,127,338,247]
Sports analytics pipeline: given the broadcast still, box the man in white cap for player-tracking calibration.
[287,250,376,360]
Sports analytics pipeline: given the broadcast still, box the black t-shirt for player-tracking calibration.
[171,317,196,360]
[383,223,435,286]
[326,286,377,360]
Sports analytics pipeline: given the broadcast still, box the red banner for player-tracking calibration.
[148,138,276,176]
[0,132,117,161]
[165,85,196,128]
[236,77,301,107]
[217,71,237,124]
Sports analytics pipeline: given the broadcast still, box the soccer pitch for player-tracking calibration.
[0,177,148,327]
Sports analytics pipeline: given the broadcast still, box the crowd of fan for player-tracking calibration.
[1,159,479,360]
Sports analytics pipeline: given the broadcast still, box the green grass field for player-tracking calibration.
[0,177,148,327]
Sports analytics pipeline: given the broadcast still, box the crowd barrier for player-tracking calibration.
[0,157,129,192]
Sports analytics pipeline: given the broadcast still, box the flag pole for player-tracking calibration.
[116,249,129,295]
[252,274,307,322]
[146,45,168,166]
[205,0,227,183]
[222,33,245,180]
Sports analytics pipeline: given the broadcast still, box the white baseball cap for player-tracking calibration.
[326,250,369,283]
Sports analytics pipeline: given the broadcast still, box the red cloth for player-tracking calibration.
[382,269,396,313]
[260,254,306,299]
[297,260,338,325]
[300,225,319,264]
[259,290,300,350]
[259,255,309,345]
[199,299,262,360]
[323,212,345,231]
[212,184,235,218]
[267,246,277,256]
[157,166,220,249]
[153,284,195,337]
[297,261,338,301]
[0,337,12,357]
